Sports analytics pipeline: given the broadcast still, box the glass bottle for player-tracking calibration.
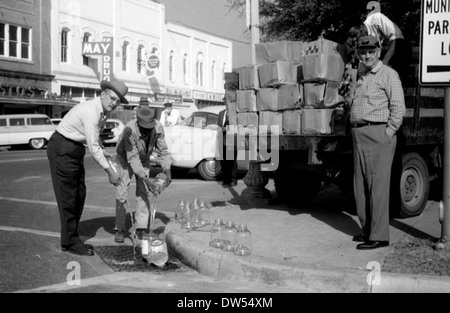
[234,224,252,256]
[221,221,237,252]
[198,201,210,227]
[209,219,225,249]
[182,202,193,229]
[191,199,201,228]
[175,200,185,224]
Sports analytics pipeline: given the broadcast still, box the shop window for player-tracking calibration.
[0,23,5,56]
[0,23,31,60]
[196,53,204,87]
[83,33,91,66]
[122,41,129,72]
[61,29,69,63]
[137,45,145,74]
[21,27,30,60]
[169,50,174,81]
[183,54,189,84]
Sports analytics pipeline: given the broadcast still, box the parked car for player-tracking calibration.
[161,106,248,181]
[101,118,125,146]
[0,114,56,150]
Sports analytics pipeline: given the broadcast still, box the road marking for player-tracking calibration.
[0,196,113,213]
[0,157,49,164]
[0,226,60,238]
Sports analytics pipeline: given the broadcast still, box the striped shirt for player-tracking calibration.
[350,61,405,137]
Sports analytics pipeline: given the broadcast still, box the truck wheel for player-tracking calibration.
[29,138,46,150]
[275,169,322,207]
[397,153,430,218]
[197,159,222,181]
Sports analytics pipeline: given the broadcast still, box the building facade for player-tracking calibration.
[0,0,76,116]
[50,0,231,120]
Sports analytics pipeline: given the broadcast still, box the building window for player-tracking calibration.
[211,61,216,89]
[122,41,129,72]
[0,23,31,60]
[222,63,227,87]
[82,33,91,66]
[137,45,145,74]
[183,54,188,84]
[196,53,204,87]
[169,50,174,81]
[0,23,5,56]
[61,29,69,63]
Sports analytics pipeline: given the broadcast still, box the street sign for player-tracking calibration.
[420,0,450,85]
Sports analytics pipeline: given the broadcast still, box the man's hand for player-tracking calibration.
[164,169,172,182]
[107,170,122,186]
[103,149,114,160]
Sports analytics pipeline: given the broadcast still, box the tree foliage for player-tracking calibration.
[227,0,421,45]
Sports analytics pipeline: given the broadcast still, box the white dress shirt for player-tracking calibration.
[160,109,180,127]
[364,12,404,45]
[57,98,109,169]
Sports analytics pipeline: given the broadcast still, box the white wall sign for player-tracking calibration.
[420,0,450,85]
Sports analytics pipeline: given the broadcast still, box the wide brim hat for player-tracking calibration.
[101,80,129,104]
[137,106,156,129]
[357,35,380,50]
[164,102,173,108]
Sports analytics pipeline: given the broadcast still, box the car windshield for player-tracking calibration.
[181,112,219,129]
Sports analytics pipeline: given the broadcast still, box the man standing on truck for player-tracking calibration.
[349,36,405,250]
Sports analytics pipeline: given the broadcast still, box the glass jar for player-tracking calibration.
[209,219,225,249]
[198,201,210,227]
[175,200,185,224]
[182,202,193,229]
[234,224,252,256]
[146,237,169,267]
[221,221,237,252]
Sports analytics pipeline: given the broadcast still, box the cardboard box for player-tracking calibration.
[237,66,260,90]
[224,72,239,90]
[257,85,302,112]
[259,111,283,135]
[236,90,257,113]
[301,109,334,135]
[256,41,305,65]
[258,61,300,88]
[302,38,348,82]
[283,110,302,134]
[303,81,344,109]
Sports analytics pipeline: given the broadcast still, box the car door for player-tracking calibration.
[0,117,9,145]
[9,117,27,144]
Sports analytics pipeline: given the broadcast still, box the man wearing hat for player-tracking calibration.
[160,102,180,127]
[114,106,172,243]
[348,35,405,250]
[47,80,129,256]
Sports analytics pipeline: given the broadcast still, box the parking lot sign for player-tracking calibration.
[420,0,450,85]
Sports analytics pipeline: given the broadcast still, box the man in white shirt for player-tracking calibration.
[47,80,128,256]
[160,102,180,127]
[347,1,411,79]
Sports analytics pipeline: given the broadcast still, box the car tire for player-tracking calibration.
[29,138,46,150]
[197,159,223,181]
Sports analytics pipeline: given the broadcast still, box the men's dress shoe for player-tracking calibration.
[83,243,94,250]
[230,181,237,187]
[357,241,389,250]
[62,243,94,251]
[222,181,231,187]
[352,235,367,243]
[115,230,125,244]
[64,244,95,256]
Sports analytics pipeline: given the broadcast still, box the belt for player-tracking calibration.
[351,122,387,128]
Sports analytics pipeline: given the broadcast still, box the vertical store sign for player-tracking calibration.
[420,0,450,85]
[82,37,114,81]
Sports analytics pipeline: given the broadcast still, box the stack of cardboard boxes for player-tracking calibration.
[224,37,348,140]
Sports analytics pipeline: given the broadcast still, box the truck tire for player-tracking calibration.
[396,152,430,218]
[29,138,46,150]
[275,169,322,207]
[197,159,222,181]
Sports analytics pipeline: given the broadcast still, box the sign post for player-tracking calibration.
[420,0,450,249]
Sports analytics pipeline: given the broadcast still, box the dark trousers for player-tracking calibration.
[47,132,86,248]
[221,143,238,184]
[352,125,397,242]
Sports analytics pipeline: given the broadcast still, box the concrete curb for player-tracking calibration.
[165,222,371,293]
[372,272,450,293]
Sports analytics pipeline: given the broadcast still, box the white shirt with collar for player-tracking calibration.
[364,12,404,44]
[160,109,180,127]
[57,98,109,169]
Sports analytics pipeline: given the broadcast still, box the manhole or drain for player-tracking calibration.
[95,246,181,273]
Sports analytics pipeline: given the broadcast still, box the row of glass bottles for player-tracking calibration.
[175,198,210,229]
[209,219,252,256]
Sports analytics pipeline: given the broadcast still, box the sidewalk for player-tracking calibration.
[164,186,450,293]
